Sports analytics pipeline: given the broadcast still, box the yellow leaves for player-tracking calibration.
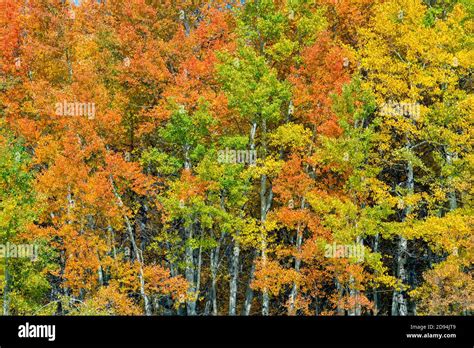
[75,35,100,63]
[242,155,284,180]
[0,197,18,229]
[409,259,474,315]
[358,176,397,206]
[374,274,400,290]
[305,191,334,215]
[359,0,469,108]
[236,218,272,249]
[266,37,298,63]
[33,135,62,166]
[396,193,423,211]
[404,211,474,257]
[263,216,279,233]
[372,0,427,33]
[432,186,446,202]
[269,122,312,152]
[68,282,142,316]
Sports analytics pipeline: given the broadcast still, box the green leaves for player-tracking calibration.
[0,125,35,238]
[217,46,290,124]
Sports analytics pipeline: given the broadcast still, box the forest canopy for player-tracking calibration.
[0,0,472,316]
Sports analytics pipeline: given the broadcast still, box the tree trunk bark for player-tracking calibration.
[260,172,270,316]
[3,255,10,315]
[335,276,345,315]
[210,245,219,315]
[242,249,257,316]
[260,118,271,316]
[391,160,412,316]
[229,238,240,315]
[242,121,259,316]
[184,224,197,315]
[446,151,457,210]
[110,175,152,315]
[391,236,408,316]
[288,198,305,315]
[373,233,380,315]
[349,236,363,316]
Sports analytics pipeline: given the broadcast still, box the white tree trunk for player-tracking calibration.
[391,160,412,316]
[229,239,240,315]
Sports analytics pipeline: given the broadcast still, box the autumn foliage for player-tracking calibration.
[0,0,472,316]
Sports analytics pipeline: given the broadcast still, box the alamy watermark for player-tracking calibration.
[217,148,257,165]
[18,322,55,341]
[55,100,95,120]
[325,242,365,262]
[0,242,39,262]
[380,100,420,120]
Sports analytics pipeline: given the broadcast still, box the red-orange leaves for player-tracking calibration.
[291,32,353,137]
[143,265,188,302]
[252,258,299,297]
[273,154,313,206]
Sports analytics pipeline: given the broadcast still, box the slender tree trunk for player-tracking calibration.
[210,244,219,315]
[288,198,305,315]
[391,160,413,316]
[184,224,197,315]
[128,217,151,315]
[335,276,345,315]
[184,145,191,170]
[242,121,258,316]
[260,118,271,316]
[288,225,302,315]
[129,220,151,315]
[195,242,202,302]
[229,238,240,315]
[446,151,457,210]
[373,233,380,315]
[182,142,198,315]
[98,259,104,286]
[180,10,191,37]
[110,176,152,315]
[165,240,177,277]
[242,249,257,316]
[3,255,10,315]
[349,237,363,316]
[260,172,270,316]
[391,236,408,316]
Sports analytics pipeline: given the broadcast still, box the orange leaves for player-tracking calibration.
[333,293,374,314]
[317,0,376,45]
[274,208,309,229]
[299,235,328,262]
[174,169,209,203]
[291,32,353,136]
[273,154,313,205]
[0,0,22,75]
[252,258,300,297]
[95,110,124,144]
[105,152,155,197]
[62,236,106,293]
[162,6,235,114]
[193,8,236,51]
[82,172,121,221]
[143,265,188,301]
